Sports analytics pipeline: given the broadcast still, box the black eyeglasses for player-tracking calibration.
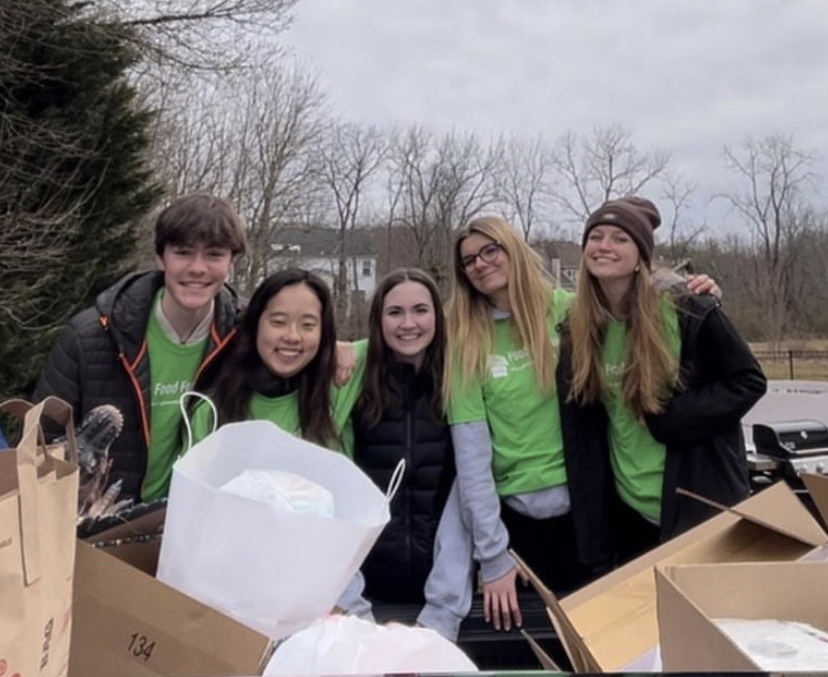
[460,241,503,270]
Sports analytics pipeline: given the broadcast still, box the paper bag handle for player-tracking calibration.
[179,390,218,454]
[386,459,406,502]
[0,396,78,463]
[9,397,77,586]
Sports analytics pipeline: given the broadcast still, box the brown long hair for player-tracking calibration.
[567,262,679,417]
[210,269,338,445]
[444,216,557,406]
[357,268,446,428]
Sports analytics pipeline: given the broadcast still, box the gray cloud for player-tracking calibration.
[284,0,828,226]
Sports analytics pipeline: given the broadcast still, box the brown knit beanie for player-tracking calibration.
[582,196,662,266]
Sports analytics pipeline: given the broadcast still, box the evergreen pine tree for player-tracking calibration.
[0,0,161,398]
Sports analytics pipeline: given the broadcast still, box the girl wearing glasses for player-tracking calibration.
[559,197,766,566]
[445,216,581,632]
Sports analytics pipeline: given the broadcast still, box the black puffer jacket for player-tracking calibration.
[353,363,454,604]
[33,271,240,499]
[559,293,767,568]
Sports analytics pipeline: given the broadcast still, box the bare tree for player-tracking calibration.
[550,124,671,224]
[149,59,327,294]
[384,126,438,272]
[790,214,828,336]
[90,0,302,209]
[659,172,703,265]
[383,126,502,289]
[497,134,554,240]
[313,122,387,330]
[235,70,326,293]
[719,134,818,345]
[90,0,297,74]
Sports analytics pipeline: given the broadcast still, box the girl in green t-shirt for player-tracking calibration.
[444,215,588,633]
[563,196,766,566]
[187,268,365,451]
[184,268,373,619]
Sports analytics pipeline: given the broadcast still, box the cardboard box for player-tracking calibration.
[802,472,828,528]
[541,481,828,672]
[656,560,828,672]
[69,509,275,677]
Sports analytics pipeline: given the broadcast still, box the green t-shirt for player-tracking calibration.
[448,289,573,496]
[143,296,207,501]
[186,339,368,454]
[602,298,681,521]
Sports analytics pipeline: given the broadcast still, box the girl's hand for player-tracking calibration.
[483,564,528,631]
[686,273,722,299]
[334,341,357,386]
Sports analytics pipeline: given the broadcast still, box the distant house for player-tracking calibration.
[269,226,378,311]
[535,239,582,290]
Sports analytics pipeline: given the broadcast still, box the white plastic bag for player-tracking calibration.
[157,410,402,640]
[264,615,478,674]
[220,468,336,518]
[714,618,828,671]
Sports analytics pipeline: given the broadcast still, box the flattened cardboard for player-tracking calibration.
[657,560,828,672]
[542,482,828,672]
[519,629,562,671]
[675,482,827,548]
[511,549,599,673]
[70,514,274,677]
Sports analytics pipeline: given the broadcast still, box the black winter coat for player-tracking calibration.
[353,363,454,604]
[33,271,240,499]
[559,293,767,568]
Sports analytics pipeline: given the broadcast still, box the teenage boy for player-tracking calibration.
[34,193,247,501]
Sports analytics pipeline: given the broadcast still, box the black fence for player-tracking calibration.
[752,350,828,381]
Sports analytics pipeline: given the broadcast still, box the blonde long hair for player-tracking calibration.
[567,261,679,417]
[445,216,556,406]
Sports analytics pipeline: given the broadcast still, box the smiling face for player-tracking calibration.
[459,233,509,301]
[256,283,322,378]
[583,224,641,285]
[157,241,234,314]
[381,280,437,368]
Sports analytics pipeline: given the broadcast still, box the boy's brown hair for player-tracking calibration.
[154,192,247,257]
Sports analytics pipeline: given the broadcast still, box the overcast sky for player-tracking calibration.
[282,0,827,232]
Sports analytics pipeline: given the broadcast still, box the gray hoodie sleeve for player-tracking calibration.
[451,421,516,583]
[335,571,375,621]
[417,480,475,641]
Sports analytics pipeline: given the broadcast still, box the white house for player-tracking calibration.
[535,239,582,290]
[268,227,378,313]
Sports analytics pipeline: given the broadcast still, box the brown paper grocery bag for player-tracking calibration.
[0,397,79,677]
